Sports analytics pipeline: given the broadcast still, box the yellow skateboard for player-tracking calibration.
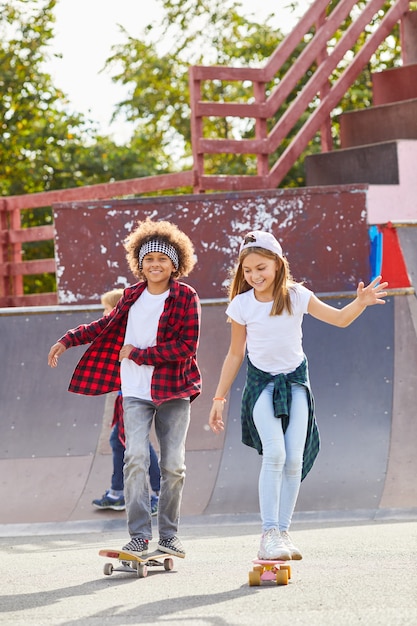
[99,548,176,578]
[249,559,292,586]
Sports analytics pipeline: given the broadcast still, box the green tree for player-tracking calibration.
[1,0,87,196]
[0,0,155,195]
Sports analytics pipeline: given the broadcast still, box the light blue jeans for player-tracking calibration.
[253,382,309,532]
[123,396,190,540]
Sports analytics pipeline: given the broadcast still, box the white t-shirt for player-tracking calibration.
[226,283,313,375]
[121,287,169,400]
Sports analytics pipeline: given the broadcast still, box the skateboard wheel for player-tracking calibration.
[281,564,291,579]
[163,558,174,571]
[103,563,113,576]
[275,569,288,585]
[248,570,261,586]
[137,563,148,578]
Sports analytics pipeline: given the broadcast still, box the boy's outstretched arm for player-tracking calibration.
[47,316,110,368]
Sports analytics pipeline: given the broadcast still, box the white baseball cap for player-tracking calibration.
[239,230,283,258]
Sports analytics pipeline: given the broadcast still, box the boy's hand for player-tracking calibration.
[48,342,66,367]
[119,344,134,361]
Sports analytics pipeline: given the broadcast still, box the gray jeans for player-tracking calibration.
[123,396,190,540]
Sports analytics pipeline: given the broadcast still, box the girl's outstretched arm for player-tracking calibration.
[209,321,247,434]
[308,276,388,328]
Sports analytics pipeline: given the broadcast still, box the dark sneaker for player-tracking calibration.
[92,491,125,511]
[122,537,149,555]
[151,495,159,516]
[157,536,185,558]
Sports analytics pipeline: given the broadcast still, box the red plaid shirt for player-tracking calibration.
[59,280,201,405]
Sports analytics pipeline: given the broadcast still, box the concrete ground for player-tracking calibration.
[1,514,416,626]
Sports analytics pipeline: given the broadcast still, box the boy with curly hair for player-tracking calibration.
[92,288,161,516]
[48,218,201,557]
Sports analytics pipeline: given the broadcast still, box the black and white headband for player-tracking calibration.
[138,239,179,270]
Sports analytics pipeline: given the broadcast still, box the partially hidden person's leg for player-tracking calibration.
[149,442,161,515]
[122,397,154,553]
[155,398,190,557]
[149,443,161,493]
[253,383,290,560]
[110,421,125,494]
[91,422,125,511]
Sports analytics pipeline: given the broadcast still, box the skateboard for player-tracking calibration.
[249,559,292,586]
[99,548,176,578]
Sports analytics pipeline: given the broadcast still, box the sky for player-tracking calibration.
[49,0,311,142]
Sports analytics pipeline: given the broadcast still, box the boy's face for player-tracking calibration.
[141,252,175,293]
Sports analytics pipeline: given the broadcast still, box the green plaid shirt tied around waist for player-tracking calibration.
[241,357,320,481]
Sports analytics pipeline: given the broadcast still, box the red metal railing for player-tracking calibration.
[189,0,411,192]
[0,0,413,306]
[0,171,194,306]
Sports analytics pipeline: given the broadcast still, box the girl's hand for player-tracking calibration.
[357,276,388,306]
[209,401,225,434]
[48,342,66,367]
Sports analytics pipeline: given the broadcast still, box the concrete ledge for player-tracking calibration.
[339,98,417,148]
[305,141,400,186]
[372,63,417,105]
[1,508,416,538]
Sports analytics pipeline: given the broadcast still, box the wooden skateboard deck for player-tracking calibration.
[249,559,292,586]
[99,548,177,578]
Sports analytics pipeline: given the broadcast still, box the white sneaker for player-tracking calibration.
[258,528,291,560]
[280,530,303,560]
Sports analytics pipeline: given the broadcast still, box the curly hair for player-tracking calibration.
[124,218,196,280]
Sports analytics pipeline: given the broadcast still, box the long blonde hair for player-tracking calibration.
[229,247,295,316]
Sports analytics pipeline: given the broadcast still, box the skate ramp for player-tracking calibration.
[1,291,416,527]
[0,308,107,524]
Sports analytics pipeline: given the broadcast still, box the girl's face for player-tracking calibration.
[241,252,278,301]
